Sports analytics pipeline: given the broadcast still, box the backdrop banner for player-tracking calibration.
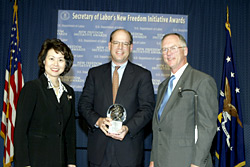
[57,10,188,92]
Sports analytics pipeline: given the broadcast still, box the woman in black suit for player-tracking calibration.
[14,39,76,167]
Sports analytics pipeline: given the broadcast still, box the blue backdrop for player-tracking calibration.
[0,0,250,166]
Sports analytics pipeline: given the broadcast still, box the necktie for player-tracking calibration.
[158,75,176,120]
[112,66,120,104]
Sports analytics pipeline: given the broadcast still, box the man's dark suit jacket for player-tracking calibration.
[14,74,76,167]
[78,61,155,166]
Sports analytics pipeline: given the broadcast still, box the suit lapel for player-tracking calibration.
[39,74,61,108]
[115,61,134,104]
[101,62,113,104]
[155,78,170,113]
[159,65,193,120]
[60,90,70,108]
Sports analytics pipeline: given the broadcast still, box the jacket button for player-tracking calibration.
[58,122,61,125]
[158,128,162,131]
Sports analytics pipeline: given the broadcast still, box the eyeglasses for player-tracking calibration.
[160,46,185,54]
[111,41,131,48]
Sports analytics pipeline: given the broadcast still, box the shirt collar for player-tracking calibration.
[44,73,68,92]
[170,63,188,80]
[112,61,128,70]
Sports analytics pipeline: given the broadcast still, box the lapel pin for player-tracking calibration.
[67,95,72,100]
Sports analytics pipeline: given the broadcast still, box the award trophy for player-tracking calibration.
[107,104,126,134]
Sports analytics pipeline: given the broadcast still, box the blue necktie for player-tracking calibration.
[158,75,176,120]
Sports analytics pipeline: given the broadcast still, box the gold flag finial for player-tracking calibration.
[13,0,18,16]
[225,6,231,37]
[13,0,19,43]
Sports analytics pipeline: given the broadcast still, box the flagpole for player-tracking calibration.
[215,5,246,167]
[1,0,24,166]
[225,6,231,37]
[6,0,18,119]
[13,0,19,43]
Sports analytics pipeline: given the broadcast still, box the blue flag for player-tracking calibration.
[215,18,246,166]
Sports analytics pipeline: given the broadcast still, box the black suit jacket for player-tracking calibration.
[14,74,76,167]
[78,61,155,166]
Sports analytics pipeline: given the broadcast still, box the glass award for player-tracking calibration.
[107,104,126,134]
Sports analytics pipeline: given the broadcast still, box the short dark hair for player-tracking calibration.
[37,39,74,76]
[161,33,187,47]
[109,29,133,44]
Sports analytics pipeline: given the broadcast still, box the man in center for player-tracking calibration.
[78,29,155,167]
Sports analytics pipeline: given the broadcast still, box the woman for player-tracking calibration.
[14,39,76,167]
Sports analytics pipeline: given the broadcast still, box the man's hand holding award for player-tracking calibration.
[96,104,128,141]
[107,104,126,134]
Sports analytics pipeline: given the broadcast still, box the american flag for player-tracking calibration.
[0,1,24,167]
[215,7,245,167]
